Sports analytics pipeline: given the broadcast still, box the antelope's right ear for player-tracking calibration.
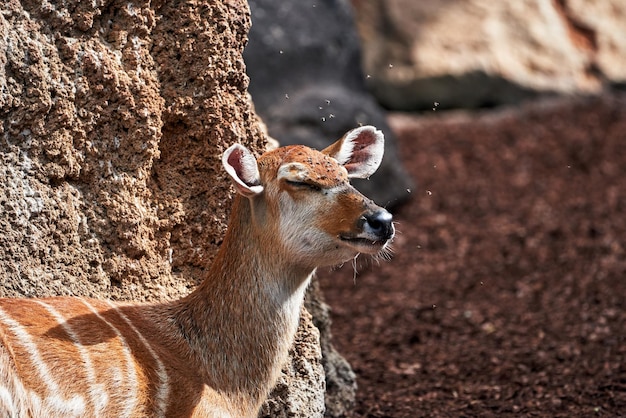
[322,125,384,179]
[222,144,264,197]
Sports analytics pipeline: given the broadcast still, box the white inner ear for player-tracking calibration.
[339,126,385,179]
[237,150,261,186]
[332,135,356,166]
[222,144,264,195]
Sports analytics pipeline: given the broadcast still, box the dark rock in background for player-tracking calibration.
[245,0,413,209]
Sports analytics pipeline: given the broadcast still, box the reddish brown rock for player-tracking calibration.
[0,1,336,416]
[321,92,626,416]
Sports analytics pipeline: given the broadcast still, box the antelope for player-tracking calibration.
[0,125,394,417]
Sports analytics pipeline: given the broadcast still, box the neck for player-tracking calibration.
[169,196,313,410]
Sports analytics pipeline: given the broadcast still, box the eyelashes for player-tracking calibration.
[285,180,322,192]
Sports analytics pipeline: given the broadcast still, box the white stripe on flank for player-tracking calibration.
[0,306,86,416]
[80,299,138,418]
[0,386,16,414]
[35,301,108,417]
[104,300,170,418]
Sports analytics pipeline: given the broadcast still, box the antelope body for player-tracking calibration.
[0,126,394,417]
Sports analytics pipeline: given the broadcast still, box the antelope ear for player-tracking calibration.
[222,144,264,197]
[322,126,385,179]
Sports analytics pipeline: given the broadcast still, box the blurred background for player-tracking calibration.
[245,1,626,417]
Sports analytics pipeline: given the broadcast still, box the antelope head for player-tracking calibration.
[222,125,395,269]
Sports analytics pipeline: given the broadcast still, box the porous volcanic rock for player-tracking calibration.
[0,0,331,416]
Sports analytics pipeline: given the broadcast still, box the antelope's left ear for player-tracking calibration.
[222,144,264,197]
[322,125,385,179]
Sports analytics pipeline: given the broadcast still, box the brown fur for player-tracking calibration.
[0,129,392,418]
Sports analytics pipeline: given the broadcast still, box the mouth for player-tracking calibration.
[339,235,389,253]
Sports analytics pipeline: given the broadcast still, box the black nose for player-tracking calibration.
[364,210,394,240]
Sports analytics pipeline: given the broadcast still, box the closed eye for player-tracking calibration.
[285,180,322,192]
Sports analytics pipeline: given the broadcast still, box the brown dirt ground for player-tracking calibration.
[318,92,626,417]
